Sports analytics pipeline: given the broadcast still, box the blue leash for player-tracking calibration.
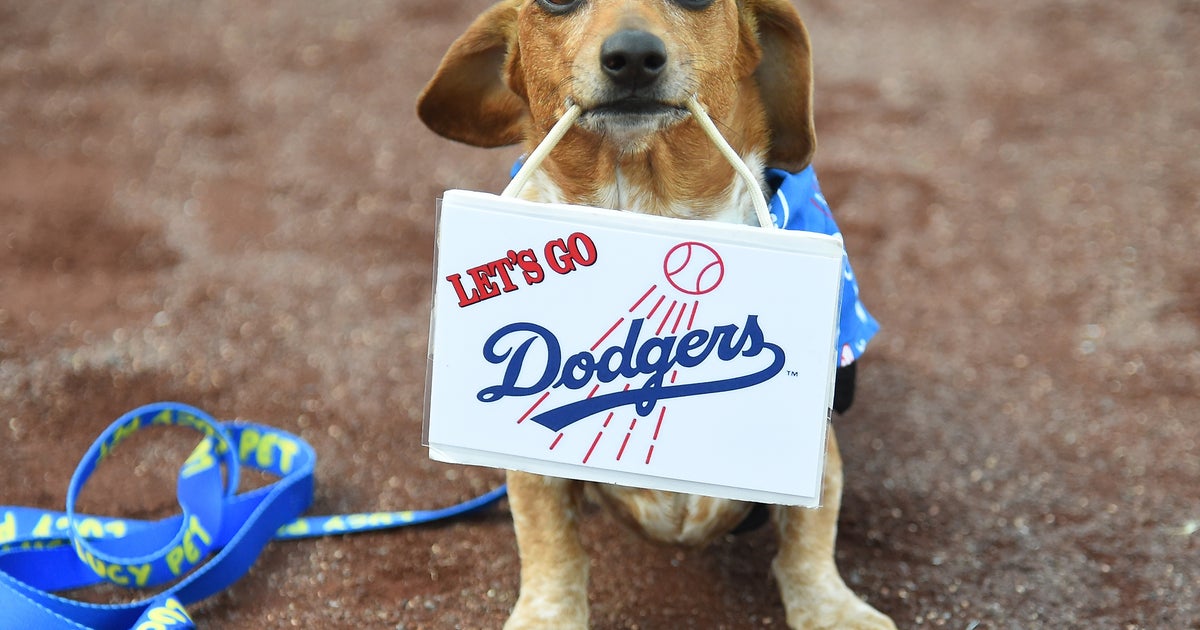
[0,402,506,629]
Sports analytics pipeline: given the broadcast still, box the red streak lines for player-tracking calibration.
[603,412,614,428]
[687,300,699,330]
[646,407,668,464]
[517,392,551,424]
[646,295,667,319]
[671,302,687,334]
[583,432,603,464]
[616,432,632,461]
[655,301,678,335]
[549,433,564,450]
[592,317,625,351]
[586,383,601,399]
[629,285,657,312]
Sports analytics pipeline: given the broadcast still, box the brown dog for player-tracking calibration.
[418,1,894,628]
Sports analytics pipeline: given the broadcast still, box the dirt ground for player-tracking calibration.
[2,0,1198,628]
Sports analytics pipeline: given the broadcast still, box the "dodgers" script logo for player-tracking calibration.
[477,315,786,432]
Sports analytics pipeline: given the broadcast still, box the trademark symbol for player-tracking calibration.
[787,370,800,377]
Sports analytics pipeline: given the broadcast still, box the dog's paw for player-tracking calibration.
[774,564,896,630]
[503,598,588,630]
[783,589,896,630]
[503,613,587,630]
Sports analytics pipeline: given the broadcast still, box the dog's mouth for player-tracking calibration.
[577,97,689,141]
[588,98,685,117]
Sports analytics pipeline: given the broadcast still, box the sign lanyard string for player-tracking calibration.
[504,97,777,230]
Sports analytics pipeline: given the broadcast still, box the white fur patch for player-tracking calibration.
[521,149,768,226]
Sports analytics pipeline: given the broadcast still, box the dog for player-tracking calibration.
[417,1,895,628]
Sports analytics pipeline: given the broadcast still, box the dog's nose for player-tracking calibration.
[600,30,667,90]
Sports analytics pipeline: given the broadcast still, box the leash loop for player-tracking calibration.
[0,402,505,629]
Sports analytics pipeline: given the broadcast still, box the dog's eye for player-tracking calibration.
[674,0,714,10]
[536,0,584,14]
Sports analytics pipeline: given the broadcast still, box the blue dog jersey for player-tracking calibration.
[507,161,880,366]
[765,166,879,366]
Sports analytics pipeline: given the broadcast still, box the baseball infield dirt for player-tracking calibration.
[2,1,1197,628]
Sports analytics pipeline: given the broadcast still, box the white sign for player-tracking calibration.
[424,190,844,506]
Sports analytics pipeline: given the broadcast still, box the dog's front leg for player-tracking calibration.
[772,431,897,630]
[504,470,590,630]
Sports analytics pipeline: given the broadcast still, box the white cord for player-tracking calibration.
[684,96,775,229]
[502,103,583,199]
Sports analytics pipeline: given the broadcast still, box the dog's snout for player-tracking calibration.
[600,30,667,90]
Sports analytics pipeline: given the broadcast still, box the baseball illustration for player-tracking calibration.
[663,241,725,295]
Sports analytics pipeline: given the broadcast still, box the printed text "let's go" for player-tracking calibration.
[446,232,597,308]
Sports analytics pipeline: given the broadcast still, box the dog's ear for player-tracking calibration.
[416,1,527,148]
[741,0,817,171]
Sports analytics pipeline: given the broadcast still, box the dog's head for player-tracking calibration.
[417,0,816,171]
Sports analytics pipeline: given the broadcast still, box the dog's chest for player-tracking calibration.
[524,153,767,225]
[596,169,752,223]
[588,483,755,546]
